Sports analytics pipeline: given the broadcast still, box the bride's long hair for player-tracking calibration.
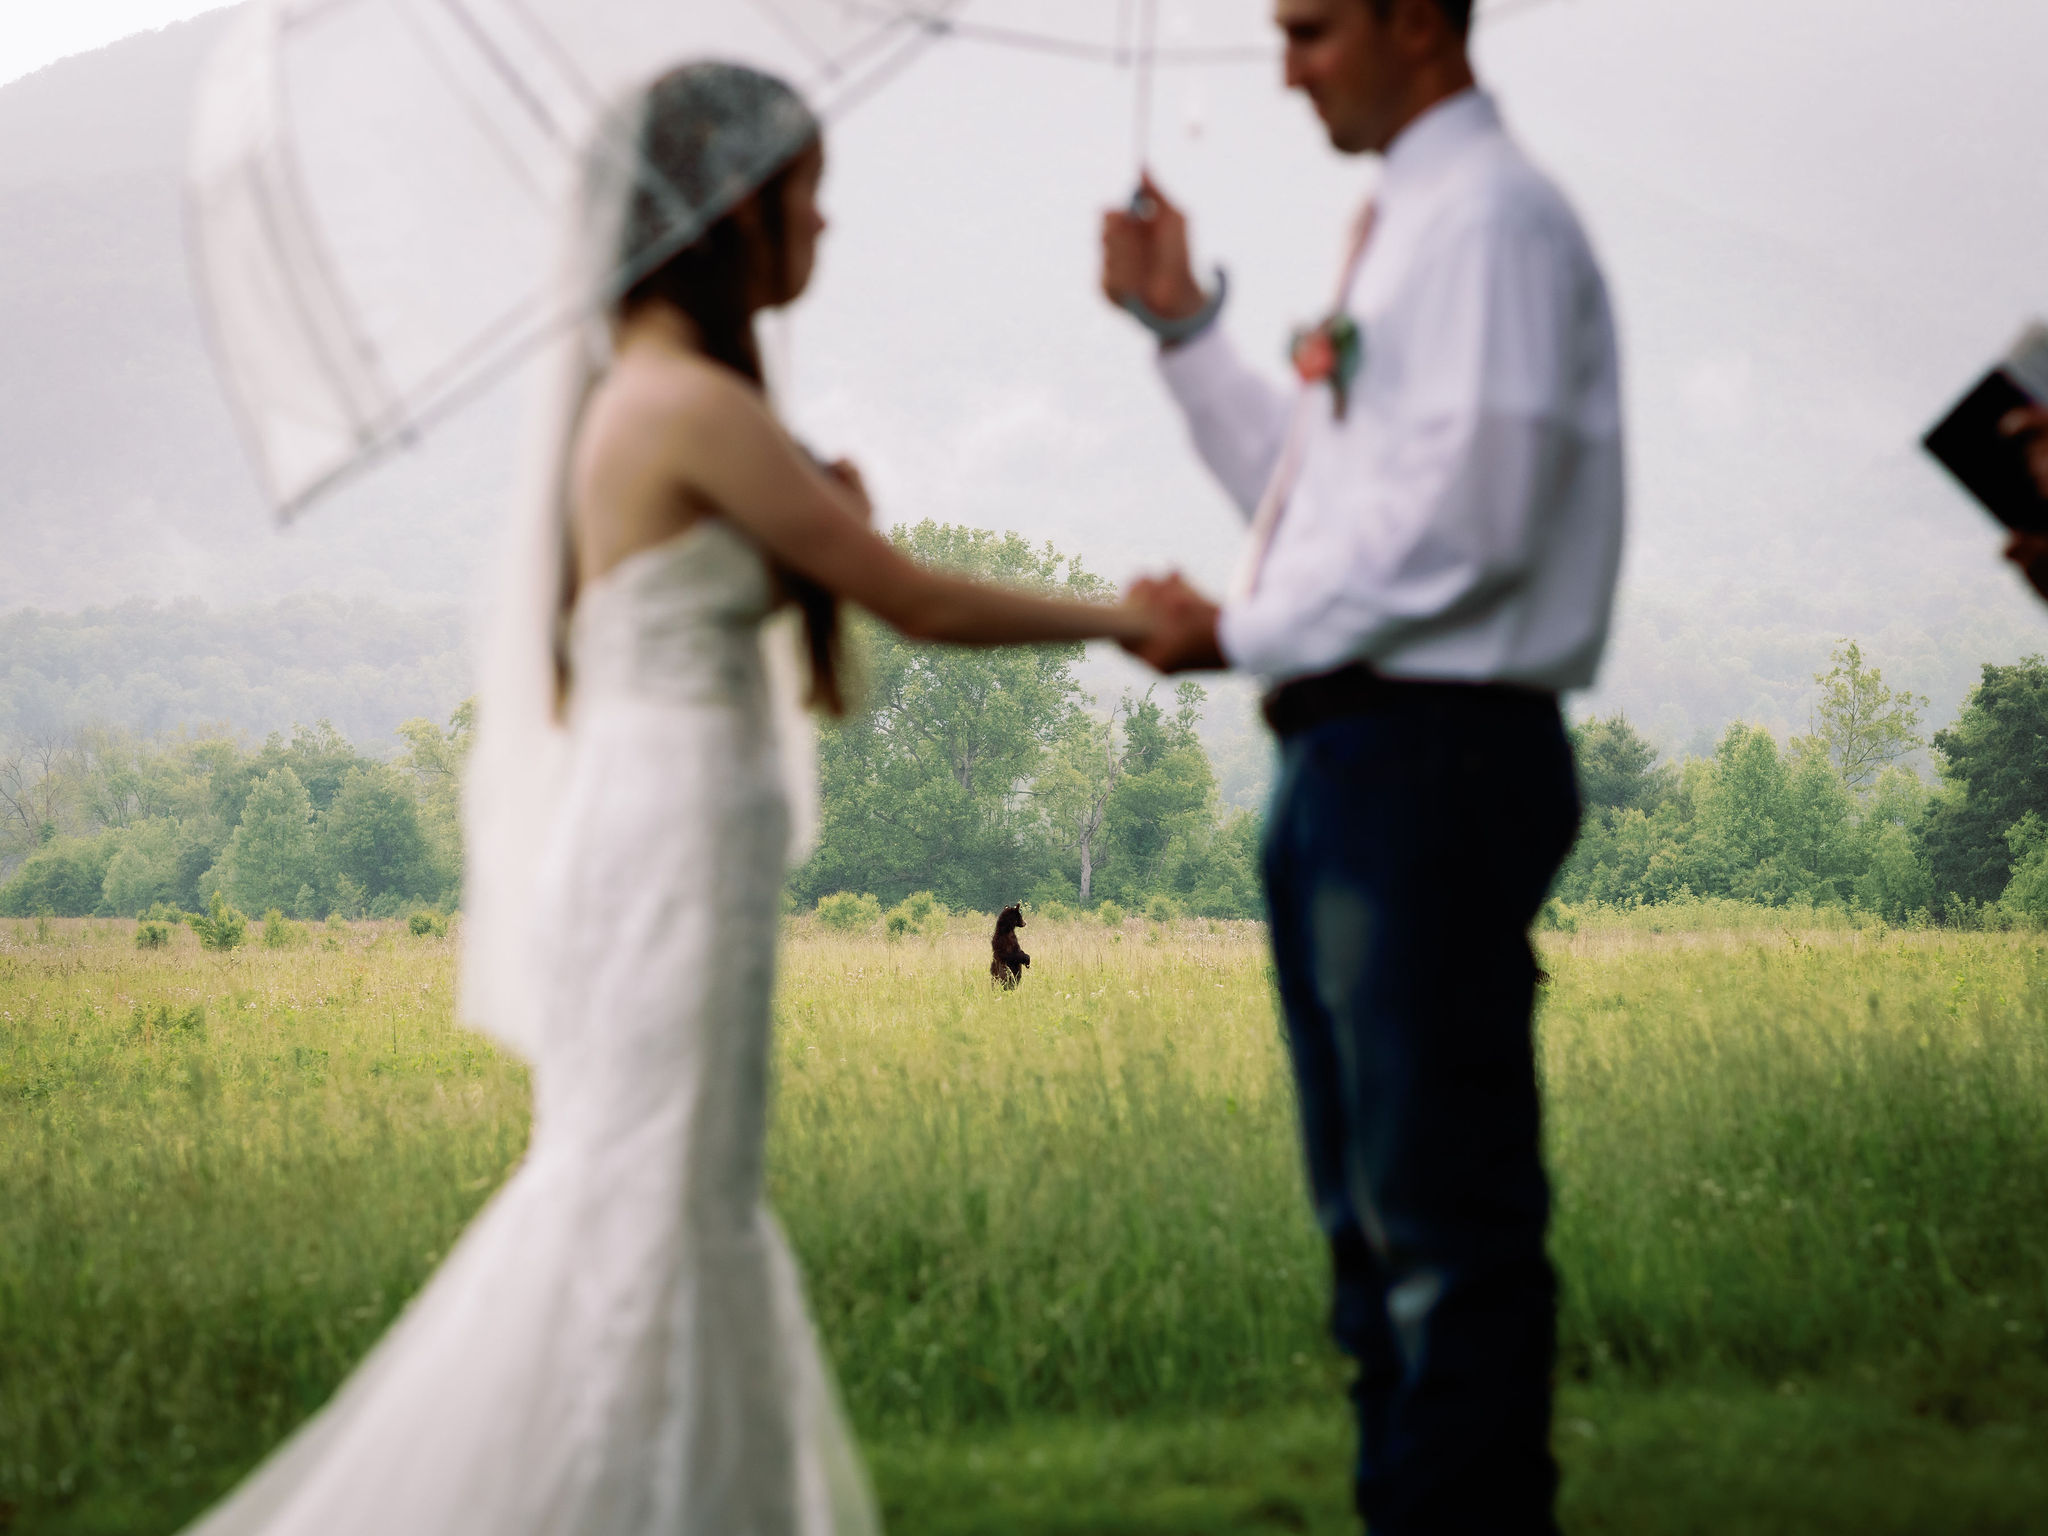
[591,65,846,716]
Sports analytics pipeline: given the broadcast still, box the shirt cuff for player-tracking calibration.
[1154,321,1237,413]
[1219,593,1370,684]
[1214,598,1266,678]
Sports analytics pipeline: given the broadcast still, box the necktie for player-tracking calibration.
[1228,201,1379,604]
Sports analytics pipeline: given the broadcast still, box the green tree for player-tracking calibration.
[100,817,189,915]
[1555,713,1684,904]
[395,700,473,898]
[796,524,1108,910]
[1922,657,2048,907]
[1675,726,1864,906]
[0,833,118,916]
[188,891,249,951]
[1679,724,1792,901]
[73,727,221,830]
[1571,713,1674,819]
[321,766,437,908]
[0,736,78,864]
[2000,814,2048,923]
[1554,799,1690,906]
[1175,809,1264,919]
[212,767,320,914]
[1032,704,1124,905]
[1852,767,1934,922]
[1807,641,1927,794]
[1098,684,1220,907]
[209,721,370,826]
[1777,739,1859,903]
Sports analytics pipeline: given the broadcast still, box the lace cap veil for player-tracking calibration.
[461,64,822,1061]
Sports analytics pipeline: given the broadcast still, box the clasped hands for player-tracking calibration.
[1120,572,1227,674]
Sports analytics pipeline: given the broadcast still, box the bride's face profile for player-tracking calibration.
[767,140,827,309]
[727,138,827,314]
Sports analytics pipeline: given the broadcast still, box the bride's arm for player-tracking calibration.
[670,372,1151,649]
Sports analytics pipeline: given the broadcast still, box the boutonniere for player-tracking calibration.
[1290,313,1363,420]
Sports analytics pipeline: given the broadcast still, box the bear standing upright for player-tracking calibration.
[989,904,1029,989]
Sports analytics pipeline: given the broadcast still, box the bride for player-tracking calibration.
[184,61,1151,1536]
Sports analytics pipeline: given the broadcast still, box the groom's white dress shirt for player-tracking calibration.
[1158,90,1624,690]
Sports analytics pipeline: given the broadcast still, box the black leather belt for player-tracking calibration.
[1261,662,1557,739]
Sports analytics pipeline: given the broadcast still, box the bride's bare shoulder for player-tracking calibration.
[586,345,771,452]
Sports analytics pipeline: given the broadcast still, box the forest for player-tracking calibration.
[3,523,2046,931]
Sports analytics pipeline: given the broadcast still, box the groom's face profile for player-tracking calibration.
[1275,0,1457,155]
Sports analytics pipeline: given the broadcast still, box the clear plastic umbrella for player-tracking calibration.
[185,0,1280,519]
[186,0,1555,519]
[187,0,966,518]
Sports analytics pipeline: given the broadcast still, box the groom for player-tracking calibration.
[1106,1,1623,1530]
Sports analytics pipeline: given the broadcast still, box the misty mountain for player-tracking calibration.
[0,597,467,750]
[0,9,507,616]
[2,0,2047,761]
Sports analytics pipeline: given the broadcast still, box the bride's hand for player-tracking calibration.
[1120,571,1227,673]
[823,458,873,525]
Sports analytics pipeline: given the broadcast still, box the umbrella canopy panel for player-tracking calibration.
[188,0,955,517]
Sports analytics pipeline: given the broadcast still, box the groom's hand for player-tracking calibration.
[1123,571,1227,673]
[1997,408,2048,603]
[1101,174,1206,327]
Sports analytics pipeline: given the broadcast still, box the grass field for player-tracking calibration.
[2,912,2045,1533]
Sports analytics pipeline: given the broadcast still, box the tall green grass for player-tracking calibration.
[1,914,2044,1530]
[0,921,527,1522]
[1543,927,2048,1385]
[772,922,1325,1431]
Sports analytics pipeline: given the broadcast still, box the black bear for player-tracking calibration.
[989,904,1030,989]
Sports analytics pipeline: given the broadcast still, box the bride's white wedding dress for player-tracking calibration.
[188,519,877,1536]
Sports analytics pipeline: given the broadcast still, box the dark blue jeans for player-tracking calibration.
[1261,685,1580,1535]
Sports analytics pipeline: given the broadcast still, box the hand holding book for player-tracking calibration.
[2001,401,2048,499]
[2002,402,2048,594]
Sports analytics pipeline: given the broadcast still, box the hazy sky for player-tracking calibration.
[0,1,226,88]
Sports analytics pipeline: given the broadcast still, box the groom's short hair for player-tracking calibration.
[1367,0,1474,37]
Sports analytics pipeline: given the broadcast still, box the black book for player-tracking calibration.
[1923,322,2048,533]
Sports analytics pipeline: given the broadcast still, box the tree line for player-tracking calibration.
[0,713,467,922]
[1559,644,2048,925]
[5,525,2045,930]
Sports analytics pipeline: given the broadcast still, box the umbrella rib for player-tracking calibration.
[266,26,402,445]
[811,12,945,119]
[852,4,1272,65]
[750,0,846,76]
[432,0,574,149]
[817,7,960,98]
[394,1,551,205]
[1133,0,1159,169]
[862,0,1563,62]
[242,164,395,503]
[495,0,607,110]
